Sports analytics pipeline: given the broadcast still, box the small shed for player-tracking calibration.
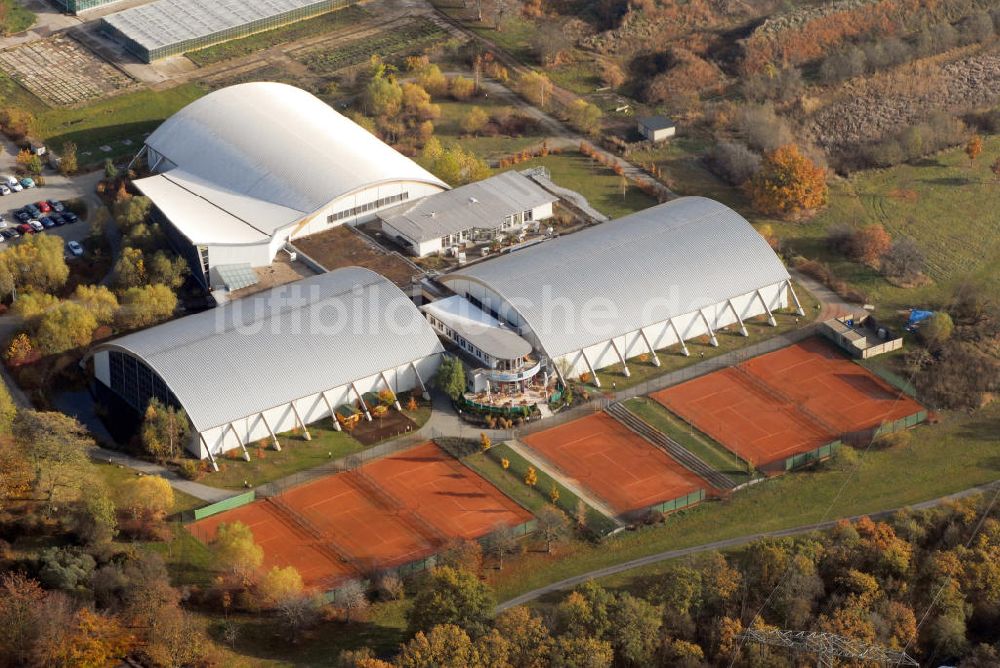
[638,115,676,142]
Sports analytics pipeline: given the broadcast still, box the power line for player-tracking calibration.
[741,628,919,667]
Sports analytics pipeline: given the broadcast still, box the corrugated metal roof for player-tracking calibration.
[94,268,444,432]
[102,0,332,52]
[441,197,790,358]
[379,171,555,243]
[421,296,532,360]
[142,83,448,236]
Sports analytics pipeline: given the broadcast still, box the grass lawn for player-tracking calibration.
[186,5,369,66]
[94,460,205,515]
[431,0,538,64]
[546,56,603,98]
[203,418,363,491]
[0,0,35,36]
[436,98,543,162]
[593,282,818,391]
[457,441,618,535]
[511,151,659,219]
[490,401,1000,602]
[625,397,757,486]
[33,83,205,166]
[0,71,46,116]
[770,136,1000,323]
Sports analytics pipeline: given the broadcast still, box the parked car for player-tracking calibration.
[20,177,35,189]
[2,228,20,240]
[28,220,43,232]
[47,200,65,213]
[14,210,30,224]
[0,185,9,196]
[0,214,6,228]
[36,201,51,213]
[39,216,55,229]
[25,204,40,217]
[63,211,79,224]
[67,241,83,257]
[16,223,33,235]
[50,213,66,226]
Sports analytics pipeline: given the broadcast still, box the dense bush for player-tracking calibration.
[862,112,966,168]
[736,103,794,152]
[706,141,761,185]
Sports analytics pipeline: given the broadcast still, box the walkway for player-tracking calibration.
[497,479,1000,610]
[88,447,234,503]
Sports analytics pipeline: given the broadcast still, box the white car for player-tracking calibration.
[0,215,6,228]
[28,220,43,232]
[8,182,22,193]
[67,240,83,257]
[0,185,9,196]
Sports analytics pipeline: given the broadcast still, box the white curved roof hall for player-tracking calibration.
[93,267,444,433]
[441,197,791,358]
[142,82,447,237]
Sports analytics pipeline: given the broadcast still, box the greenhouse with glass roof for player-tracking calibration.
[100,0,349,62]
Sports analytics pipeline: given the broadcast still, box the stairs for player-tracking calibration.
[605,403,738,491]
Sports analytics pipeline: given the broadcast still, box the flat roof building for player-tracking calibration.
[440,197,802,386]
[131,82,447,290]
[89,267,444,464]
[101,0,348,62]
[638,115,676,142]
[378,171,556,257]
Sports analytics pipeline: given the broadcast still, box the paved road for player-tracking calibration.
[497,479,1000,610]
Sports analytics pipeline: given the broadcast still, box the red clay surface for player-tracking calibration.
[522,412,710,515]
[189,442,530,588]
[653,338,925,469]
[653,367,834,467]
[743,337,924,432]
[189,502,356,588]
[363,441,533,540]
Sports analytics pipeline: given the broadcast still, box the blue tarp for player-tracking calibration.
[907,310,934,329]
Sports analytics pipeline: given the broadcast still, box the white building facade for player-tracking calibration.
[89,268,444,465]
[440,197,802,386]
[133,82,448,288]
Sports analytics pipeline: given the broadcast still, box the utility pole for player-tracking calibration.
[740,628,919,667]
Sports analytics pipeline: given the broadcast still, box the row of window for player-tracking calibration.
[108,351,178,414]
[328,191,409,223]
[428,316,490,364]
[438,208,536,247]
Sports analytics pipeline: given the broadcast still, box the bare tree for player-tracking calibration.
[336,579,369,623]
[488,524,518,570]
[537,506,569,553]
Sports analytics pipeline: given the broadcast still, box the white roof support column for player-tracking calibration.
[639,329,661,366]
[319,391,342,431]
[258,412,281,451]
[609,338,630,377]
[755,289,776,326]
[380,371,402,410]
[200,433,219,472]
[726,299,749,337]
[579,349,601,388]
[698,309,719,347]
[410,361,430,400]
[786,280,805,316]
[227,423,251,462]
[351,382,373,421]
[289,402,311,441]
[667,318,690,356]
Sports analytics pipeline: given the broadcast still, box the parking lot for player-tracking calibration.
[0,176,94,258]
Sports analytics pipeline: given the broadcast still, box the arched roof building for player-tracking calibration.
[440,197,802,385]
[90,267,444,463]
[133,82,448,288]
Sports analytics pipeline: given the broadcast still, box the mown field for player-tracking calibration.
[0,0,34,36]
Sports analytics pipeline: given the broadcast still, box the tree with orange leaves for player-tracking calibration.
[965,134,983,166]
[749,144,828,217]
[37,608,134,668]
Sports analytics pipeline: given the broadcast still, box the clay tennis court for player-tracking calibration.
[362,441,533,539]
[190,502,358,588]
[743,337,924,432]
[652,367,835,468]
[653,338,924,469]
[522,413,709,515]
[189,442,530,587]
